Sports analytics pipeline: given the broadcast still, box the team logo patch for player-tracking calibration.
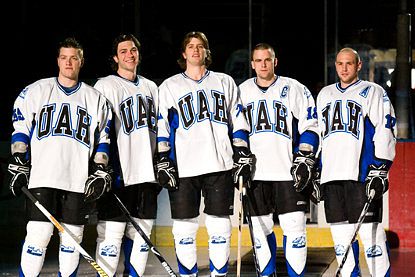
[292,235,306,248]
[100,245,118,257]
[366,245,383,258]
[27,245,43,256]
[280,86,289,98]
[236,104,244,117]
[359,86,371,98]
[334,244,346,256]
[211,236,226,244]
[140,243,149,252]
[12,108,25,122]
[179,237,194,245]
[60,244,75,253]
[19,87,29,99]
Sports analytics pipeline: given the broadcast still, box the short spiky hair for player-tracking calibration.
[57,37,84,59]
[251,43,276,61]
[110,33,141,71]
[177,31,212,70]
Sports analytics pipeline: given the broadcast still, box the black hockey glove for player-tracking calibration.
[291,150,316,192]
[310,170,323,204]
[155,153,179,191]
[365,164,388,200]
[7,152,30,197]
[84,163,112,202]
[232,146,256,184]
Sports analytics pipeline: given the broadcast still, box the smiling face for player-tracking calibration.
[335,48,362,87]
[113,40,139,77]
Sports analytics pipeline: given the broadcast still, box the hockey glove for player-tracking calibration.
[7,152,30,197]
[365,164,388,200]
[155,154,179,191]
[310,170,323,204]
[291,150,316,192]
[232,146,256,184]
[84,163,112,202]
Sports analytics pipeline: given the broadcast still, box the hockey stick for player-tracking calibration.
[241,178,261,277]
[112,193,178,277]
[335,189,376,277]
[21,187,109,277]
[236,176,244,277]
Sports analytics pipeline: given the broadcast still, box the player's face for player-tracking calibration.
[335,51,362,86]
[251,49,277,81]
[114,40,139,73]
[57,47,83,81]
[182,37,207,67]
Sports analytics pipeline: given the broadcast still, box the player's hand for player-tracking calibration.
[155,153,179,191]
[84,163,112,202]
[291,150,315,192]
[7,152,30,197]
[232,146,255,185]
[365,164,388,200]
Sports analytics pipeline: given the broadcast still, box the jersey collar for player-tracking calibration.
[56,78,81,96]
[254,75,279,93]
[336,79,362,93]
[181,70,210,84]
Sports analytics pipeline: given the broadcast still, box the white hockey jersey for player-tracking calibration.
[239,76,319,181]
[94,75,158,185]
[11,77,112,193]
[316,80,397,184]
[157,70,250,178]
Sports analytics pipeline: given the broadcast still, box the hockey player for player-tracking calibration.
[93,33,161,276]
[7,37,112,276]
[155,31,254,277]
[316,47,396,276]
[238,43,319,276]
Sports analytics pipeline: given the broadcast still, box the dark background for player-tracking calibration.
[1,0,413,141]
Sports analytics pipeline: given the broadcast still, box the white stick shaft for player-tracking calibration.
[236,176,244,277]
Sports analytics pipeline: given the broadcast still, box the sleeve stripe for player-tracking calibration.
[11,133,30,145]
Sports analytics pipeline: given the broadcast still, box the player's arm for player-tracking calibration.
[364,86,397,199]
[155,82,179,191]
[7,85,37,197]
[84,95,112,202]
[290,82,320,192]
[370,86,397,162]
[226,77,255,185]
